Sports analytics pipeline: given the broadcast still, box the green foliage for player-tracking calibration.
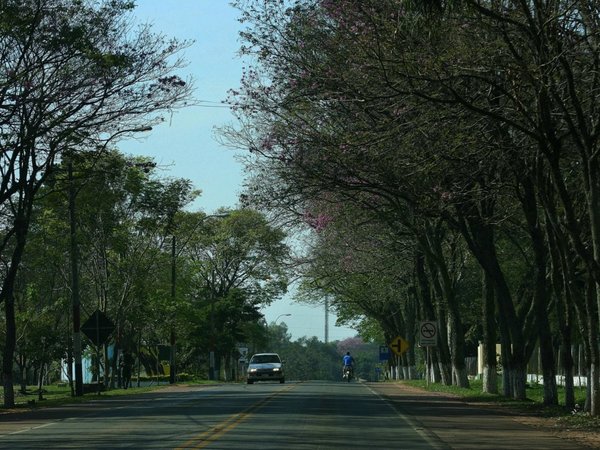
[0,0,194,407]
[10,147,292,384]
[255,324,380,382]
[278,336,341,381]
[166,208,291,376]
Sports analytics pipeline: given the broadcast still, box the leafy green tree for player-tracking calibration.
[9,150,196,394]
[0,0,193,407]
[68,153,196,387]
[176,209,290,379]
[279,337,340,381]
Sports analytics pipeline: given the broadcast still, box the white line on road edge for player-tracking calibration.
[365,385,450,450]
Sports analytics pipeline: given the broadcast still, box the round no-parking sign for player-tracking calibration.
[419,321,437,346]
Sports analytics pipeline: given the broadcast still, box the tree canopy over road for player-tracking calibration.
[223,0,600,415]
[4,0,600,422]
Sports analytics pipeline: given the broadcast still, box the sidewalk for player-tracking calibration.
[368,382,597,449]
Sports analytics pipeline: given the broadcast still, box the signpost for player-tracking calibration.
[389,336,410,356]
[81,310,115,394]
[237,346,249,380]
[379,345,391,362]
[81,309,115,346]
[386,337,409,380]
[419,321,438,386]
[419,321,437,347]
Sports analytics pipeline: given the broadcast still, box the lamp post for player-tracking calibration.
[271,314,291,358]
[208,287,216,381]
[169,234,177,384]
[274,313,291,325]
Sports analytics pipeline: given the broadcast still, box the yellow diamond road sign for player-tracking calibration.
[389,336,409,356]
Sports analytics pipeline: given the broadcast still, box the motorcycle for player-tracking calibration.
[343,365,353,382]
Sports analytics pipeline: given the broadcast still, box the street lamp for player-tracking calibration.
[270,314,291,361]
[274,313,291,325]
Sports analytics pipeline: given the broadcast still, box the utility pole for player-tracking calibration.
[169,234,176,384]
[209,283,216,380]
[68,160,83,396]
[324,297,329,344]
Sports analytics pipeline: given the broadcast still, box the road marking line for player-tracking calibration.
[366,385,449,450]
[175,385,295,449]
[8,421,56,435]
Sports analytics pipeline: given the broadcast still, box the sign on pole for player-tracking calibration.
[379,345,391,361]
[389,336,409,356]
[81,309,115,346]
[419,321,437,347]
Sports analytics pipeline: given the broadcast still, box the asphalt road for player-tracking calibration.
[0,381,583,449]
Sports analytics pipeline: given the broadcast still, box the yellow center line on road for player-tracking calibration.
[174,384,296,450]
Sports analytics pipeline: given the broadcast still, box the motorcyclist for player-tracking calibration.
[342,351,355,378]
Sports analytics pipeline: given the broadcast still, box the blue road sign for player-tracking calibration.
[379,345,391,361]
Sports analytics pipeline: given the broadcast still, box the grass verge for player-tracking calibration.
[0,378,220,412]
[399,378,600,432]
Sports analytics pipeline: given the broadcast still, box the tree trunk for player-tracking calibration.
[512,365,527,401]
[590,164,600,416]
[482,271,498,394]
[457,212,528,399]
[562,344,575,409]
[586,282,600,415]
[414,248,447,384]
[2,295,16,408]
[425,255,452,384]
[538,340,558,405]
[482,365,497,394]
[429,349,441,382]
[427,228,469,388]
[137,331,142,388]
[407,344,417,380]
[448,308,469,388]
[37,362,46,401]
[103,344,110,388]
[434,307,452,385]
[545,152,600,415]
[18,356,27,395]
[520,173,558,405]
[1,215,29,408]
[500,340,511,397]
[224,352,232,382]
[544,208,576,408]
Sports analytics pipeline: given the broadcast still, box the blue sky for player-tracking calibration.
[121,0,357,342]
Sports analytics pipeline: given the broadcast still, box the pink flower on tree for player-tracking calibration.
[303,211,333,232]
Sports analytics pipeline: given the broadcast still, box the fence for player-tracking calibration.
[475,343,589,386]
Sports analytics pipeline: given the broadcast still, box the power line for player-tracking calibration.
[196,100,232,109]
